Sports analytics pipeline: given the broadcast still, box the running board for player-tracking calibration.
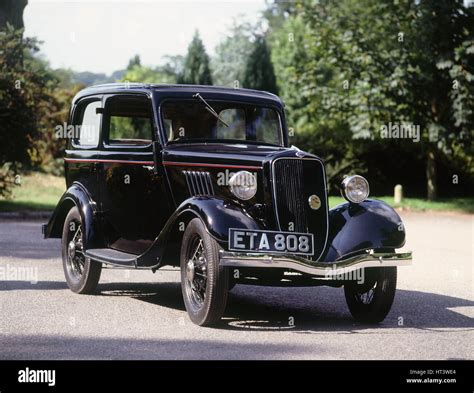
[85,248,137,267]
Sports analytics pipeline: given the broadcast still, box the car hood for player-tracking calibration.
[162,142,294,168]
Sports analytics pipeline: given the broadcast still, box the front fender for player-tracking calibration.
[136,196,261,268]
[43,183,103,249]
[321,199,406,262]
[175,196,261,243]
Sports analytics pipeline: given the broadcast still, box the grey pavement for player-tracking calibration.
[0,212,472,359]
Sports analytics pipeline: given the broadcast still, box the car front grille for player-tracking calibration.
[271,157,328,260]
[183,171,214,196]
[272,159,308,232]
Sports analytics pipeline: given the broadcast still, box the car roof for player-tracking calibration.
[72,83,283,106]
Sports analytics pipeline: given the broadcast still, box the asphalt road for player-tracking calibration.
[0,212,472,360]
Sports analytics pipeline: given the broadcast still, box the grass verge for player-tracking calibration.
[0,172,65,212]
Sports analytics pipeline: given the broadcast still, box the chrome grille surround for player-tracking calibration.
[271,156,329,261]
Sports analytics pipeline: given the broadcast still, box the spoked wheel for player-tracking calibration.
[344,266,397,323]
[184,236,208,310]
[180,218,228,326]
[62,206,102,294]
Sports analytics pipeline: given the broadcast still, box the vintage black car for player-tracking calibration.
[43,83,412,326]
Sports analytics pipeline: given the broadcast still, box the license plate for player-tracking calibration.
[228,228,314,256]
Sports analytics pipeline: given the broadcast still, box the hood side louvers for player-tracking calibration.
[183,171,214,196]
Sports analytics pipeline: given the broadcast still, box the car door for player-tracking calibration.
[98,93,171,255]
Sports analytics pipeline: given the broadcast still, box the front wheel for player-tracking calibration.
[180,218,228,326]
[344,267,397,323]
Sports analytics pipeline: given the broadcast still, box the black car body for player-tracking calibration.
[44,83,412,326]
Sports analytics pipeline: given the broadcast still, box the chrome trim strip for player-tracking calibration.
[271,156,329,262]
[220,251,412,277]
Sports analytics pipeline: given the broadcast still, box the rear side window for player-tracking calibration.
[75,100,101,147]
[105,95,153,146]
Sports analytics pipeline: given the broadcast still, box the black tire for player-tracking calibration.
[61,206,102,294]
[180,218,228,326]
[344,267,397,323]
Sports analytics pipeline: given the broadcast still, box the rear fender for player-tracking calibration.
[43,183,104,249]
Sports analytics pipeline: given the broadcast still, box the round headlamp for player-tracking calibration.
[341,175,370,203]
[229,171,257,200]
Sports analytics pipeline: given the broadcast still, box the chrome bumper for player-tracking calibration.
[219,251,412,278]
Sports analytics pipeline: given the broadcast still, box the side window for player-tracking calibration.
[105,95,153,146]
[75,100,101,147]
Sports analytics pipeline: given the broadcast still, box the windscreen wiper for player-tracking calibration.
[193,93,229,128]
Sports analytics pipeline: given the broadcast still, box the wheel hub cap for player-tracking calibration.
[68,240,76,260]
[186,259,195,282]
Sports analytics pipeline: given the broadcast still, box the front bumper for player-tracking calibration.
[220,251,412,278]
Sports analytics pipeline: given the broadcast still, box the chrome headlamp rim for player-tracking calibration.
[228,170,257,201]
[341,174,370,204]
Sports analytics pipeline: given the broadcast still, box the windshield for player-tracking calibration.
[161,99,283,146]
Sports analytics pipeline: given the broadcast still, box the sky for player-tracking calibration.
[24,0,267,74]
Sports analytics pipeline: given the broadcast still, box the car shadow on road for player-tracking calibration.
[221,285,474,332]
[95,281,474,332]
[2,280,472,333]
[98,281,186,311]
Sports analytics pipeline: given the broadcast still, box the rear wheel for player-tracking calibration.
[180,218,228,326]
[61,206,102,294]
[344,266,397,323]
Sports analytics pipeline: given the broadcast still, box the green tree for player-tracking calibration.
[161,55,184,81]
[127,54,141,70]
[0,25,55,196]
[0,0,28,29]
[122,53,182,84]
[270,14,315,133]
[270,0,474,199]
[243,35,278,94]
[30,63,83,175]
[212,19,255,87]
[408,0,474,199]
[122,64,176,84]
[178,31,213,85]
